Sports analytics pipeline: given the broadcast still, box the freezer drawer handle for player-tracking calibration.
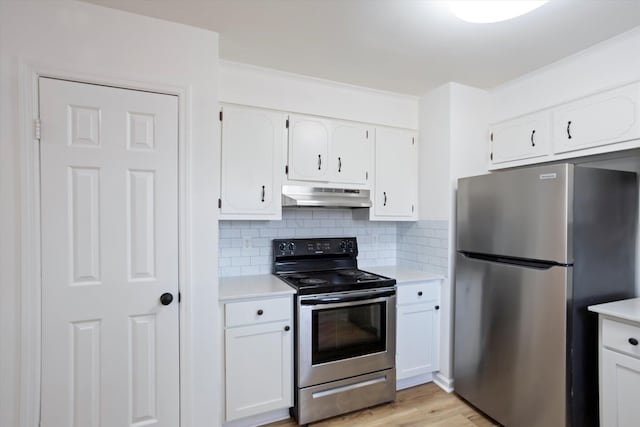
[311,375,387,399]
[629,338,639,346]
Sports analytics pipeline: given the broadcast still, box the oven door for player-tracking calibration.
[297,287,396,388]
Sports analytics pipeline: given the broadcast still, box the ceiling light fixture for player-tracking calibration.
[449,1,549,24]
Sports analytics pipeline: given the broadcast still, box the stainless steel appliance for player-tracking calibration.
[454,163,638,427]
[274,237,396,425]
[282,185,372,208]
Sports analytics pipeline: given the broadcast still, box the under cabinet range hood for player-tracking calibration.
[282,185,372,208]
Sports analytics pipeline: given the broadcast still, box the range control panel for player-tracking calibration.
[273,237,358,257]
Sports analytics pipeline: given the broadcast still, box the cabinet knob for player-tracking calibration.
[257,309,264,316]
[435,305,440,310]
[284,325,290,331]
[417,291,423,296]
[630,337,639,346]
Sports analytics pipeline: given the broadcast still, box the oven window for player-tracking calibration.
[312,301,386,365]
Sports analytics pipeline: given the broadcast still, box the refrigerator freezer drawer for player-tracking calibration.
[454,252,568,427]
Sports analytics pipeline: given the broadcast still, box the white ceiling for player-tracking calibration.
[82,0,640,95]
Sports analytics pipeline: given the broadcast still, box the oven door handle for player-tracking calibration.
[300,290,395,305]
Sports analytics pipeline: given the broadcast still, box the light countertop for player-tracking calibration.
[365,265,444,284]
[219,274,296,302]
[589,297,640,324]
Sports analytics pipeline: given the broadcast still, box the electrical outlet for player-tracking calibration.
[242,237,252,249]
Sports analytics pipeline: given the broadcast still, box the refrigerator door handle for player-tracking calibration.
[459,251,567,270]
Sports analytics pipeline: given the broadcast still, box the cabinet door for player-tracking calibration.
[491,111,550,164]
[329,121,371,185]
[220,105,285,219]
[553,83,640,154]
[373,127,417,220]
[601,348,640,427]
[288,114,330,182]
[225,321,293,421]
[396,302,438,379]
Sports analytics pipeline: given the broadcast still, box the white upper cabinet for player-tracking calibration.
[490,111,550,164]
[372,127,418,221]
[220,104,285,220]
[329,120,372,185]
[287,114,331,182]
[553,82,640,154]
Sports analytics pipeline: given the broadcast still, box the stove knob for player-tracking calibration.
[278,242,287,251]
[347,241,354,250]
[339,241,347,250]
[288,242,296,251]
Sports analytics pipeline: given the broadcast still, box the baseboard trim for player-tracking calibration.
[433,372,454,393]
[396,373,433,391]
[223,408,291,427]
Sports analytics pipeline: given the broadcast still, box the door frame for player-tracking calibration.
[19,62,195,427]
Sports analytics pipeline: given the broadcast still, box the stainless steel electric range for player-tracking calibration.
[273,237,397,426]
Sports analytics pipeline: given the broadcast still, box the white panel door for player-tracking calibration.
[225,321,293,421]
[287,114,330,182]
[373,127,417,220]
[490,111,550,164]
[396,303,438,380]
[220,104,285,219]
[329,121,371,185]
[601,348,640,427]
[40,78,179,427]
[553,82,640,154]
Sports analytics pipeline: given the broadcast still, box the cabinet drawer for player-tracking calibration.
[603,318,640,358]
[397,281,440,306]
[226,297,291,327]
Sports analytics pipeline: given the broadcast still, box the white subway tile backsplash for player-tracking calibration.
[219,209,449,278]
[397,220,449,277]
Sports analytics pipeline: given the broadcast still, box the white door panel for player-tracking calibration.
[288,115,330,182]
[553,83,640,154]
[329,122,370,184]
[373,127,417,219]
[491,111,550,164]
[40,77,179,427]
[220,105,284,219]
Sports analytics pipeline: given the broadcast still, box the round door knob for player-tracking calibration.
[435,305,440,310]
[257,309,264,316]
[160,293,173,306]
[284,325,290,331]
[630,337,639,346]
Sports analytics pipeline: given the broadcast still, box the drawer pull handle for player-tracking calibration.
[418,291,423,296]
[630,338,639,346]
[284,325,290,331]
[257,309,264,316]
[435,305,440,310]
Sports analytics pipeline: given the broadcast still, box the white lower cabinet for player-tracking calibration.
[598,317,640,427]
[224,296,293,422]
[396,280,440,388]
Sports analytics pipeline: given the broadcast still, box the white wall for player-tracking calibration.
[417,82,490,387]
[0,1,220,426]
[490,26,640,122]
[418,84,451,221]
[220,60,419,130]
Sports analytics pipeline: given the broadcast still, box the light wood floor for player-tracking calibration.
[265,382,498,427]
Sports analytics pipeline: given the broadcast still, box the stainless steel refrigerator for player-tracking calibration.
[454,163,637,427]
